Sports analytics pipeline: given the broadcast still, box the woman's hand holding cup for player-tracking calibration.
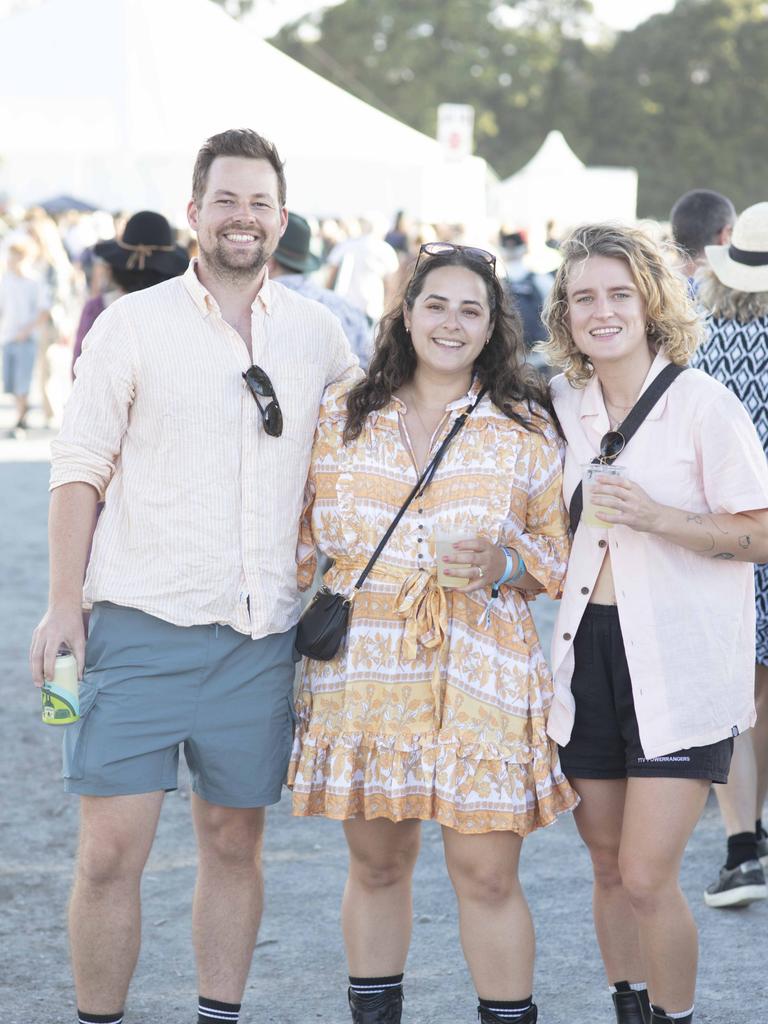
[437,535,506,591]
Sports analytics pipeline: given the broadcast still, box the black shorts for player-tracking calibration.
[558,604,733,783]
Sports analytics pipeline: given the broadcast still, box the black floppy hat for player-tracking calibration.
[274,212,321,274]
[94,210,189,277]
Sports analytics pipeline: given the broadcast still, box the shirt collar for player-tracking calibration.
[580,349,673,434]
[391,376,483,416]
[182,259,273,317]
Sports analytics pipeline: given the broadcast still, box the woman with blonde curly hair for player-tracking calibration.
[538,223,768,1024]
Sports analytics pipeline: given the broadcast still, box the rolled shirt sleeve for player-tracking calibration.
[50,300,137,499]
[696,388,768,514]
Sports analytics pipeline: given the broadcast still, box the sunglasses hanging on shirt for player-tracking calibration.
[568,363,688,535]
[242,364,283,437]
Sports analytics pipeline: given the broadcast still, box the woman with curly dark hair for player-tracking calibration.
[289,243,577,1024]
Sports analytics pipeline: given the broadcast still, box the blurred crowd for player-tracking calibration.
[0,198,569,439]
[0,193,747,440]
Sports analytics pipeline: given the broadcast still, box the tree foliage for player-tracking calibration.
[267,0,768,217]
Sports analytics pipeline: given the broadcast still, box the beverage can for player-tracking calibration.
[41,651,80,725]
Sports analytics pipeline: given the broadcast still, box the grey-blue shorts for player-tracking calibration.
[63,603,299,807]
[2,338,36,396]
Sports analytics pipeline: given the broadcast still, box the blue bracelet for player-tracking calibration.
[509,548,527,583]
[494,547,516,588]
[481,547,527,630]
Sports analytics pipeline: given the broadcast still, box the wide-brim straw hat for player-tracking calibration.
[94,210,188,277]
[705,202,768,293]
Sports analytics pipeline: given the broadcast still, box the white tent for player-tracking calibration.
[0,0,488,224]
[492,130,638,236]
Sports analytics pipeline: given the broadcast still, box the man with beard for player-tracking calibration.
[29,129,358,1024]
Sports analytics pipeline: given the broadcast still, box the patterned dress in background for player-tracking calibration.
[693,314,768,664]
[288,379,578,835]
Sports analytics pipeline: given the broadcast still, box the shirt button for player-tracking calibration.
[580,586,589,595]
[418,524,423,530]
[418,508,423,514]
[598,540,607,548]
[563,632,572,641]
[417,537,423,543]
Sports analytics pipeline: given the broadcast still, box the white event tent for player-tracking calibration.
[0,0,488,224]
[492,130,638,235]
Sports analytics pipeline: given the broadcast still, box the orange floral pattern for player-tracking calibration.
[289,380,578,834]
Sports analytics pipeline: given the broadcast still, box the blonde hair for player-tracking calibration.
[537,223,703,387]
[697,266,768,323]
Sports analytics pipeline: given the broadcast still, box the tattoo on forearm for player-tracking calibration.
[687,514,703,524]
[738,535,751,549]
[713,552,735,559]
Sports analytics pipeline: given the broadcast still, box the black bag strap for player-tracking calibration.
[353,386,489,592]
[569,363,687,535]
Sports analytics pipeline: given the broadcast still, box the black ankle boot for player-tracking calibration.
[650,1010,692,1024]
[477,1005,537,1023]
[612,983,651,1024]
[348,986,403,1024]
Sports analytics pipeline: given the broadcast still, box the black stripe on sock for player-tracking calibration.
[349,974,404,987]
[198,995,241,1022]
[478,996,533,1011]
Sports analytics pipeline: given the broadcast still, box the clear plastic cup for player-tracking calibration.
[581,463,628,529]
[434,530,476,588]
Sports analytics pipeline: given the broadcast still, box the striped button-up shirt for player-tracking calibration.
[50,261,359,638]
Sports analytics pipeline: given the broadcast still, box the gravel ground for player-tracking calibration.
[1,400,764,1023]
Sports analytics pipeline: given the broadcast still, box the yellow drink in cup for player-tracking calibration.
[434,530,476,588]
[581,463,628,529]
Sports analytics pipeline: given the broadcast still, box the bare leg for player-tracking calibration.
[14,393,29,425]
[192,795,266,1002]
[754,664,768,817]
[570,777,644,984]
[714,731,758,837]
[342,817,421,976]
[69,792,165,1013]
[442,827,533,1000]
[620,777,709,1013]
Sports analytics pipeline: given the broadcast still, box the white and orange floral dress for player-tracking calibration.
[288,379,578,835]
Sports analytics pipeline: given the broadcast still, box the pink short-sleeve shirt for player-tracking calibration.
[548,352,768,759]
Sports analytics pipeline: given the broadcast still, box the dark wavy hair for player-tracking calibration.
[343,250,553,442]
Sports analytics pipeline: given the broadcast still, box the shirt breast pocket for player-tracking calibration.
[278,370,326,448]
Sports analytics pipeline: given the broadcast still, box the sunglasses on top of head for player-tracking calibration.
[412,241,497,279]
[242,364,283,437]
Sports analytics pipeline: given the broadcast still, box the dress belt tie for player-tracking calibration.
[329,559,449,728]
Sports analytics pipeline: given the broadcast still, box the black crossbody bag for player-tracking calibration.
[569,364,687,534]
[295,387,489,661]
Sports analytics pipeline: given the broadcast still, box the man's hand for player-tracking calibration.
[30,604,86,686]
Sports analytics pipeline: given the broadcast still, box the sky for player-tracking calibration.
[0,0,677,32]
[247,0,677,38]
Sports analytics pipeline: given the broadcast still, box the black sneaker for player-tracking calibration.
[758,835,768,870]
[704,858,767,908]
